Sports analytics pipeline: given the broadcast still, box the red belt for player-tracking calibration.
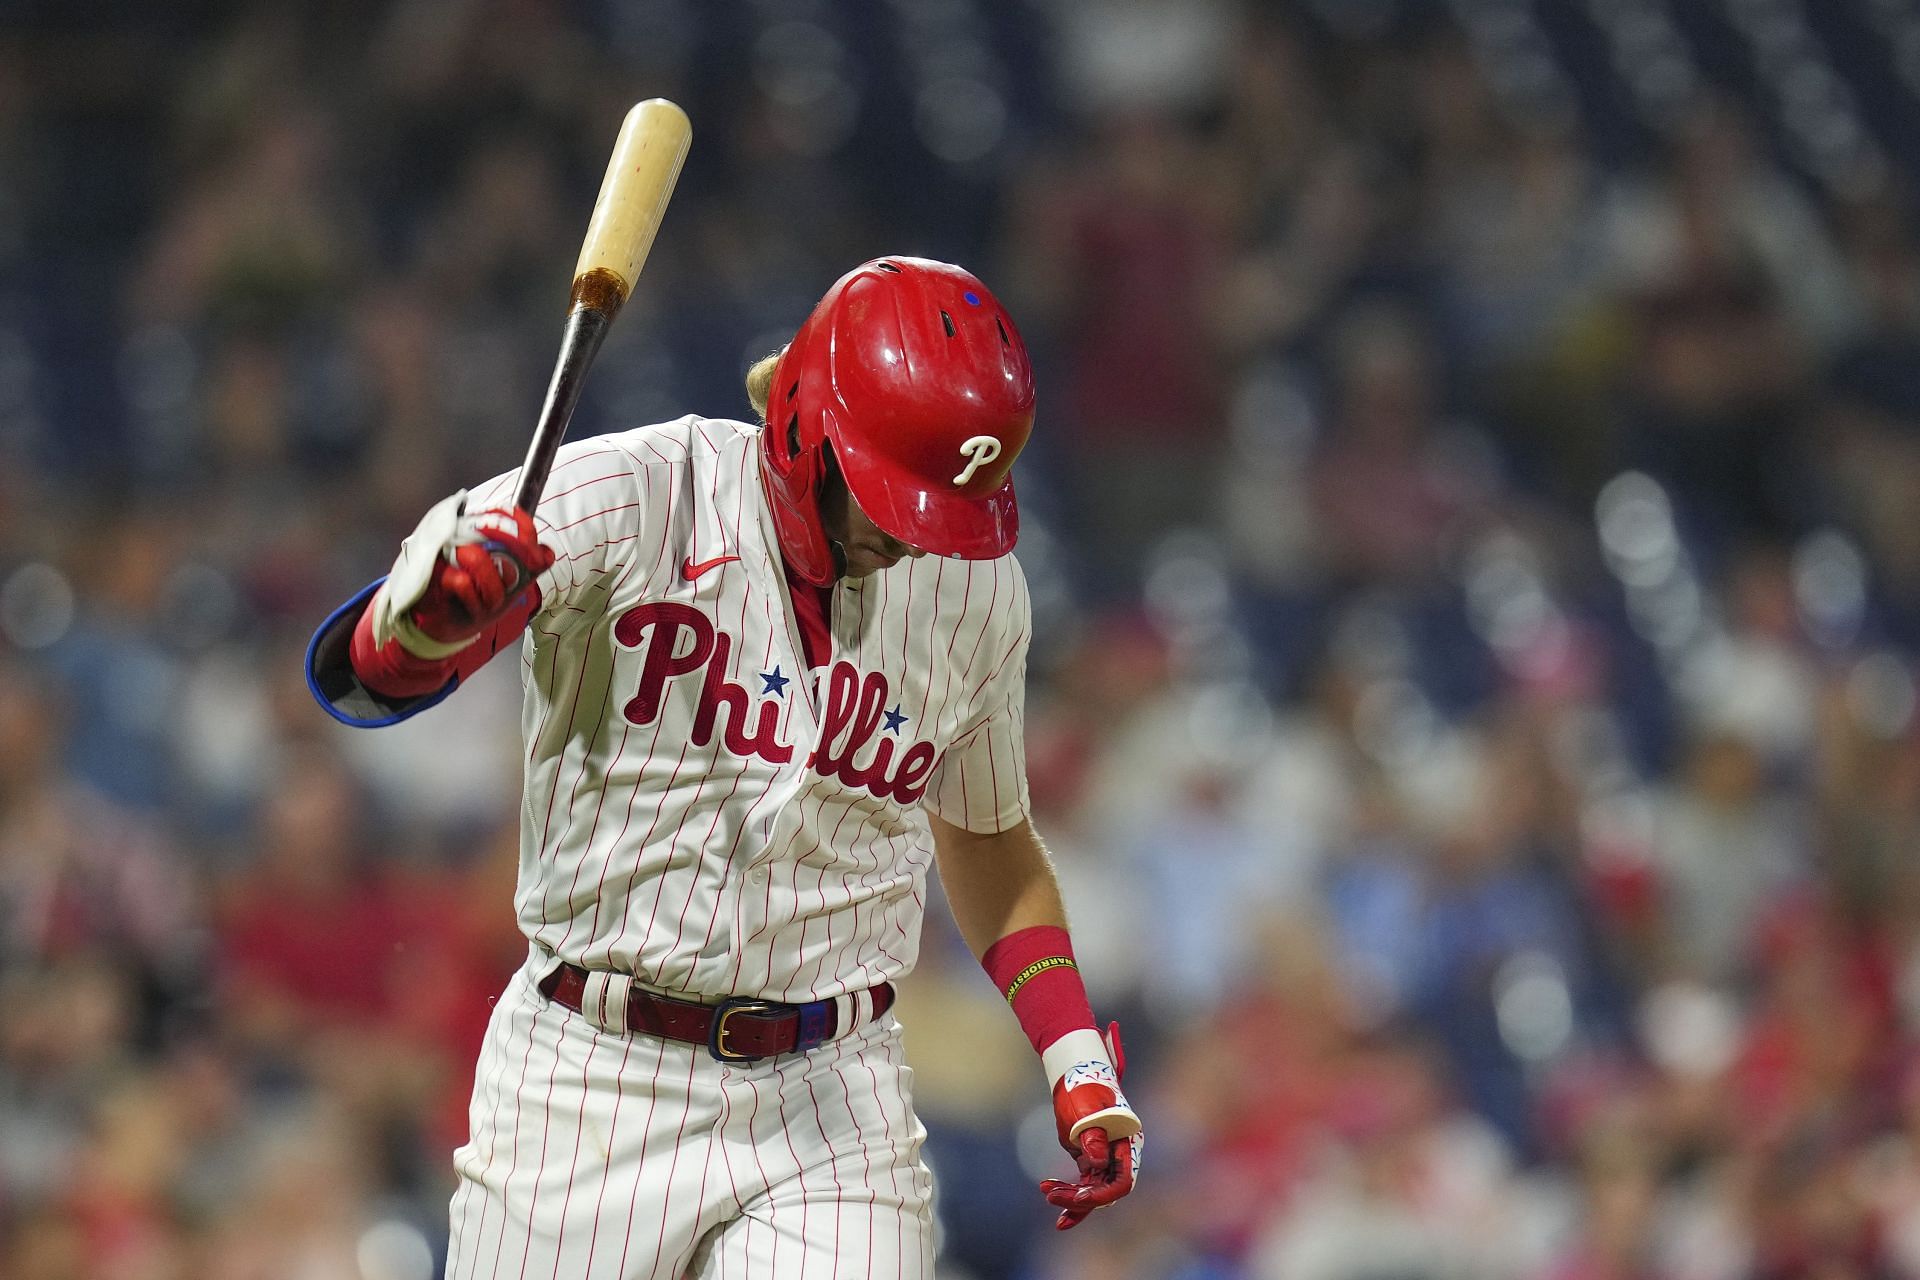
[538,962,895,1064]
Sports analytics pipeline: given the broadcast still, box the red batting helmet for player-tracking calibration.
[757,256,1034,586]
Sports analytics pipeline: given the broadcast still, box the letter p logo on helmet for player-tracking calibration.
[953,435,1002,486]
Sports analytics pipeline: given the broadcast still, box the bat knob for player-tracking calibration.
[481,539,536,593]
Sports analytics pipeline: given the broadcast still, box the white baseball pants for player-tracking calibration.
[445,959,936,1279]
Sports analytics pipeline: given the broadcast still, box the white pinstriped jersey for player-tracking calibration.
[462,415,1031,1005]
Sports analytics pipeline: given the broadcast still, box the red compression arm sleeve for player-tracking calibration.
[348,587,542,700]
[981,925,1098,1056]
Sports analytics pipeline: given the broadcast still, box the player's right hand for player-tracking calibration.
[414,506,554,642]
[371,492,556,659]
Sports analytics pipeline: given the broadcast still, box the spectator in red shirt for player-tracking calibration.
[218,750,405,1041]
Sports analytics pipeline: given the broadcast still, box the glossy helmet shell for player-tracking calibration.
[757,257,1034,585]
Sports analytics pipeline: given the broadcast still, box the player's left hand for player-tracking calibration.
[1039,1020,1142,1230]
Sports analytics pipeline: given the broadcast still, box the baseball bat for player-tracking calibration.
[513,99,692,513]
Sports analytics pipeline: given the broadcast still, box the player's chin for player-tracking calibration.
[844,548,899,577]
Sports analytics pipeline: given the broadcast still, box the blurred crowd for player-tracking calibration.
[9,0,1920,1277]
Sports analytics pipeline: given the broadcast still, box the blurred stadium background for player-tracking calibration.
[8,0,1920,1276]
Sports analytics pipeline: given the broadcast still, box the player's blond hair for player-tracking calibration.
[745,347,788,423]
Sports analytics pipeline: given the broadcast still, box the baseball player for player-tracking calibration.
[307,257,1141,1278]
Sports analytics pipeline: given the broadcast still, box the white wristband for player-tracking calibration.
[385,603,479,661]
[1041,1027,1113,1090]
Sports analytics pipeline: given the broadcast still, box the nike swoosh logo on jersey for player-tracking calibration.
[681,554,741,581]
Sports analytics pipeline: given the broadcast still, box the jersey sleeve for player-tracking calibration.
[923,559,1033,834]
[465,434,650,627]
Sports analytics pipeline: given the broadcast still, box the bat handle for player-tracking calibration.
[514,306,615,513]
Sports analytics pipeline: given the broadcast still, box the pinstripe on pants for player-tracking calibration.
[447,959,936,1280]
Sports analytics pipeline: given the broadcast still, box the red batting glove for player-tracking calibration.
[409,507,554,646]
[355,498,557,699]
[1039,1021,1142,1230]
[1041,1127,1138,1231]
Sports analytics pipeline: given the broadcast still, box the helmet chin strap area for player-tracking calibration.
[828,540,849,578]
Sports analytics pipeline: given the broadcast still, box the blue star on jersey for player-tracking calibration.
[759,666,790,697]
[882,703,909,735]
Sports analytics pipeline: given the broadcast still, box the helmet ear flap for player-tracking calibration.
[783,372,804,459]
[756,391,839,587]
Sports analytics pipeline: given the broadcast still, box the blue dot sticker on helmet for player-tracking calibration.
[963,291,981,306]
